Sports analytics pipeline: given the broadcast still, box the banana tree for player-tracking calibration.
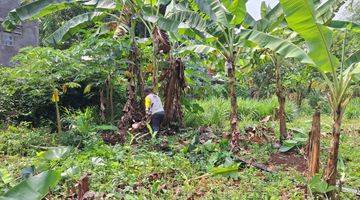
[3,0,145,135]
[240,0,359,197]
[244,2,292,143]
[2,0,120,45]
[166,0,249,150]
[280,1,360,198]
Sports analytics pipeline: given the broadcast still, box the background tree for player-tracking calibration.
[279,0,359,198]
[171,0,250,150]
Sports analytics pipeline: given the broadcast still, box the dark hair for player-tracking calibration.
[144,87,152,94]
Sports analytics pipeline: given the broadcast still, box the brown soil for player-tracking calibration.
[268,150,307,173]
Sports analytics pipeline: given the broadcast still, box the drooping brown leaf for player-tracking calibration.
[152,26,171,54]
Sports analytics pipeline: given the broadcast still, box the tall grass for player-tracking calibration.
[345,98,360,119]
[299,98,360,119]
[184,97,297,130]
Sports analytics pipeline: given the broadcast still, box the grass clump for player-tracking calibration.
[184,97,297,130]
[344,98,360,119]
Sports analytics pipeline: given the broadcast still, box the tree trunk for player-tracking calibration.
[109,78,114,123]
[152,53,158,91]
[160,58,186,128]
[297,81,313,110]
[117,42,144,141]
[227,59,239,151]
[296,91,304,110]
[99,89,106,122]
[55,101,62,134]
[274,57,287,144]
[152,26,170,92]
[307,109,321,179]
[324,106,343,199]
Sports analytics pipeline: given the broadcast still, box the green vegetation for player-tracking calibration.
[1,0,360,199]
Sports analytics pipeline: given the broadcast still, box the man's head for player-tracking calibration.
[144,87,153,96]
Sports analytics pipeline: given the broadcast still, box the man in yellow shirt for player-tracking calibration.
[144,88,165,133]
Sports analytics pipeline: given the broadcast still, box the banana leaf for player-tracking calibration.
[280,0,339,72]
[45,12,104,45]
[0,170,61,200]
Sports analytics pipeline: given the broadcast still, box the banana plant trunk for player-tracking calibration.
[117,42,144,142]
[160,58,186,128]
[152,50,159,91]
[307,109,320,179]
[227,58,239,150]
[274,57,287,144]
[151,26,171,92]
[324,105,344,199]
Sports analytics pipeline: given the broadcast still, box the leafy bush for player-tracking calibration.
[0,38,128,126]
[0,124,55,156]
[59,108,102,147]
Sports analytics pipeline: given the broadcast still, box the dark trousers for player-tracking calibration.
[151,111,165,132]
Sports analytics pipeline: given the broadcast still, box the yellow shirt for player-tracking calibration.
[145,94,164,114]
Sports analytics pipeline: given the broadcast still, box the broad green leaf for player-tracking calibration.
[178,45,216,54]
[83,0,116,9]
[265,3,283,22]
[45,12,104,45]
[309,174,329,193]
[158,10,208,32]
[158,0,171,5]
[240,29,315,65]
[344,51,360,68]
[280,0,339,72]
[328,20,360,32]
[0,168,13,185]
[165,0,188,16]
[195,0,231,26]
[141,5,159,23]
[279,136,307,152]
[279,144,294,152]
[61,166,79,178]
[210,164,239,176]
[222,0,247,25]
[351,63,360,75]
[41,146,71,160]
[242,13,256,28]
[0,170,61,200]
[2,0,78,30]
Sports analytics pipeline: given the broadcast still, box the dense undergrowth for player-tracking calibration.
[1,98,359,199]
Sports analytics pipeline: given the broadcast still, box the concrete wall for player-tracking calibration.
[0,0,39,66]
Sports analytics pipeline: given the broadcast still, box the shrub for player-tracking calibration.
[0,124,55,156]
[0,38,128,126]
[59,108,100,147]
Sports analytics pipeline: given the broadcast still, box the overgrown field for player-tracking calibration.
[1,98,359,199]
[1,0,360,199]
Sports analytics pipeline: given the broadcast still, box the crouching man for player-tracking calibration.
[144,88,165,134]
